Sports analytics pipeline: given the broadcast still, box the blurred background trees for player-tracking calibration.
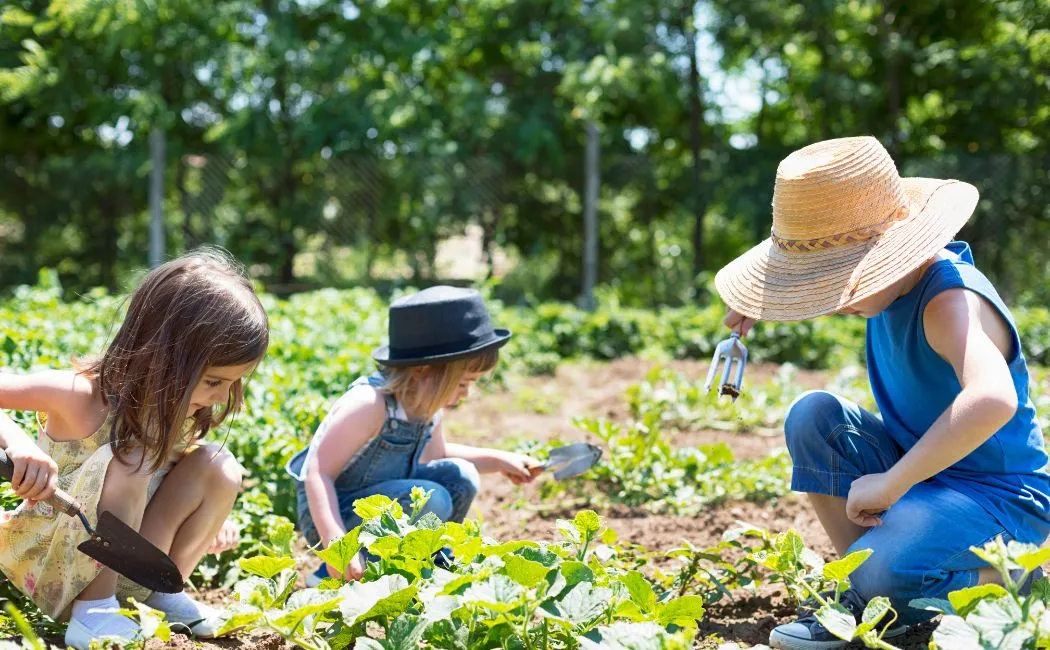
[1,0,1047,306]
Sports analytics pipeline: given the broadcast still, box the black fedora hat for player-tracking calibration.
[372,286,512,367]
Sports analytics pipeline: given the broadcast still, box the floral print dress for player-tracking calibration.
[0,412,188,620]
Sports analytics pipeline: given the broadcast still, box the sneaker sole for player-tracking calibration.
[769,625,908,650]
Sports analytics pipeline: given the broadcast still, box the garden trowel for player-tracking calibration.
[0,448,184,593]
[541,442,602,480]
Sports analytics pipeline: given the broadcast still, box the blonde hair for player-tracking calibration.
[381,348,500,422]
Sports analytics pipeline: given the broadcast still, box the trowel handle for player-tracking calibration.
[0,447,84,518]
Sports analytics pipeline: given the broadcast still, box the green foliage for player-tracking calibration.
[220,500,700,649]
[2,0,1048,304]
[533,411,791,515]
[921,536,1050,649]
[736,524,903,650]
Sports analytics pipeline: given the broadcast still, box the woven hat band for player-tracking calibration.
[770,205,910,253]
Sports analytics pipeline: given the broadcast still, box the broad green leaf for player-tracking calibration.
[338,575,417,627]
[462,575,524,613]
[861,596,891,627]
[270,594,342,635]
[655,595,705,628]
[577,622,692,650]
[440,569,490,596]
[557,519,582,544]
[822,549,872,582]
[560,561,595,589]
[238,555,296,580]
[478,540,538,557]
[909,597,955,614]
[573,510,602,536]
[520,546,560,567]
[1017,547,1050,571]
[369,536,402,559]
[556,582,613,625]
[130,601,170,642]
[386,614,429,649]
[1032,577,1050,603]
[315,529,361,575]
[503,555,550,588]
[814,603,856,641]
[233,576,276,609]
[424,619,469,650]
[621,571,656,612]
[214,606,264,638]
[400,528,445,560]
[966,597,1023,644]
[353,639,385,650]
[930,615,982,649]
[354,494,403,520]
[423,595,460,622]
[949,584,1010,617]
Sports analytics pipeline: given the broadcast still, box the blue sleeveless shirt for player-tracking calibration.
[867,241,1050,544]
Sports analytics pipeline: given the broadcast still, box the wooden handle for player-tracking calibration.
[0,447,83,517]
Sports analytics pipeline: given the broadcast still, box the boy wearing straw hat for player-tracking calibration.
[716,136,1050,649]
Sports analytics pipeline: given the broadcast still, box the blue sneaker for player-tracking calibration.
[305,564,329,588]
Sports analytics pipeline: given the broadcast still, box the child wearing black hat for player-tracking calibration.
[286,286,543,586]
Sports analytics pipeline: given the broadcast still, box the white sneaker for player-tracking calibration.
[64,612,141,650]
[145,592,225,638]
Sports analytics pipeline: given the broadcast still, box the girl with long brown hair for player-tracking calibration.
[0,248,269,649]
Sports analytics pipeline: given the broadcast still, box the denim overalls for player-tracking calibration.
[286,374,480,547]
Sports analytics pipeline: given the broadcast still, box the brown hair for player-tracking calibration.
[78,248,269,473]
[381,348,499,422]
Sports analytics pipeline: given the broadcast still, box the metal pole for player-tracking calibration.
[149,128,166,267]
[581,121,599,311]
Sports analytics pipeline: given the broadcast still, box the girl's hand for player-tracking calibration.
[206,519,241,555]
[327,552,365,583]
[4,442,59,507]
[497,452,544,485]
[723,308,757,337]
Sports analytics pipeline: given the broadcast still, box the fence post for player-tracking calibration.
[581,121,600,311]
[149,128,166,267]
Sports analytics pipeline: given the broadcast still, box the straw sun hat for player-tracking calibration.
[715,136,979,321]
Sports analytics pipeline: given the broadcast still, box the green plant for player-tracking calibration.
[731,524,902,650]
[222,496,703,650]
[533,413,790,515]
[916,536,1050,649]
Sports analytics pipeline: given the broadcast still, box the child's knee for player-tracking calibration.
[845,539,919,601]
[186,444,243,496]
[441,458,480,500]
[784,390,848,457]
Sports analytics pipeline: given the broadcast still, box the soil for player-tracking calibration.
[10,358,957,649]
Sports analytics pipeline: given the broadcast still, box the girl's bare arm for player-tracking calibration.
[302,388,386,545]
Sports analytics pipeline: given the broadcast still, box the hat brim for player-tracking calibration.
[714,178,979,321]
[372,329,513,368]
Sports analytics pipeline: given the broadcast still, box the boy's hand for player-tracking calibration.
[497,452,544,485]
[724,308,757,337]
[207,519,241,555]
[846,472,907,527]
[4,441,59,507]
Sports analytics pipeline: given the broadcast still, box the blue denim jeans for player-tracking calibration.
[295,457,480,547]
[785,390,1013,624]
